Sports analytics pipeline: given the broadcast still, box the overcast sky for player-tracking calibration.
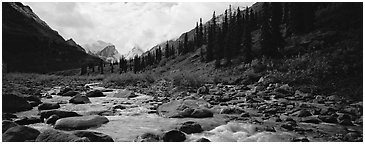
[24,2,254,54]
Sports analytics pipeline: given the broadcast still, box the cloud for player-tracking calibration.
[24,2,253,54]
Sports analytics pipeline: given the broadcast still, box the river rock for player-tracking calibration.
[197,86,209,94]
[134,132,160,142]
[35,129,90,142]
[38,102,60,110]
[45,114,60,125]
[162,130,186,142]
[196,137,211,142]
[40,110,81,121]
[54,115,109,130]
[2,120,19,133]
[2,125,40,142]
[69,95,91,104]
[111,89,137,98]
[61,91,79,97]
[318,115,337,123]
[86,90,105,97]
[157,99,213,118]
[72,130,114,142]
[3,94,32,113]
[14,116,41,125]
[22,95,42,107]
[343,132,361,142]
[178,121,203,134]
[300,116,321,124]
[57,87,72,95]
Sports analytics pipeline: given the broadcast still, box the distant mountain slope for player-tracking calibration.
[2,2,100,73]
[97,45,122,63]
[124,46,144,59]
[83,40,113,54]
[66,38,86,52]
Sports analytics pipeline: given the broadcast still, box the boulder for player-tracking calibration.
[38,102,60,110]
[14,116,41,125]
[2,125,40,142]
[45,115,60,125]
[134,132,160,142]
[69,95,91,104]
[300,116,321,124]
[72,130,114,142]
[57,87,72,95]
[2,94,32,113]
[294,109,312,117]
[86,90,105,97]
[40,110,81,121]
[162,130,186,142]
[197,86,209,94]
[61,91,79,97]
[54,115,109,130]
[21,95,42,107]
[35,129,90,142]
[157,99,213,118]
[338,114,354,126]
[220,107,246,114]
[196,137,211,142]
[178,121,203,134]
[2,120,19,133]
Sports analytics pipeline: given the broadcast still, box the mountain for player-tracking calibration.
[124,46,144,59]
[83,40,113,54]
[66,38,86,52]
[2,2,100,73]
[96,45,122,63]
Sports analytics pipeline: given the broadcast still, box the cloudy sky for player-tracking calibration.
[24,2,254,54]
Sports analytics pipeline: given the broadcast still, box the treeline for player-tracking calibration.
[83,2,322,74]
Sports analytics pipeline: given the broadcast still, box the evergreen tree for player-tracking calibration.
[260,2,275,58]
[195,22,199,48]
[80,64,87,75]
[206,11,216,61]
[243,6,253,63]
[165,41,170,58]
[110,62,114,73]
[288,3,315,34]
[183,33,188,54]
[271,2,284,58]
[99,60,104,74]
[199,18,204,45]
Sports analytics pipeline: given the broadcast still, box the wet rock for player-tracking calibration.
[45,115,60,125]
[40,110,81,121]
[86,90,105,97]
[61,91,79,97]
[3,94,32,113]
[54,115,109,130]
[197,86,209,94]
[69,95,91,104]
[162,130,186,142]
[2,113,17,120]
[196,137,210,142]
[3,125,40,142]
[38,102,60,110]
[58,87,72,95]
[157,99,212,118]
[22,95,42,107]
[318,115,337,123]
[15,116,41,125]
[72,130,114,142]
[2,120,19,133]
[134,132,160,142]
[343,132,361,142]
[35,129,90,142]
[178,121,203,134]
[301,116,321,124]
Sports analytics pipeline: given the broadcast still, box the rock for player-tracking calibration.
[301,116,321,124]
[40,110,81,121]
[2,94,32,113]
[111,89,137,98]
[61,91,79,97]
[196,137,210,142]
[344,132,361,142]
[54,115,109,130]
[281,121,296,131]
[220,107,245,114]
[275,84,292,94]
[112,105,126,110]
[134,132,160,142]
[162,130,186,142]
[327,95,341,101]
[157,99,212,118]
[86,90,105,97]
[35,129,90,142]
[14,116,41,125]
[197,86,209,94]
[178,121,203,134]
[58,87,72,95]
[318,115,337,123]
[338,114,354,126]
[190,109,214,118]
[69,95,91,104]
[22,95,42,107]
[38,102,60,110]
[2,113,17,120]
[295,109,312,117]
[292,137,310,142]
[2,125,40,142]
[45,115,60,125]
[240,112,250,117]
[72,130,114,142]
[2,120,19,133]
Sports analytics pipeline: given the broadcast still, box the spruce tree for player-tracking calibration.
[271,2,284,58]
[243,6,253,63]
[260,2,274,58]
[165,41,170,58]
[183,33,188,54]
